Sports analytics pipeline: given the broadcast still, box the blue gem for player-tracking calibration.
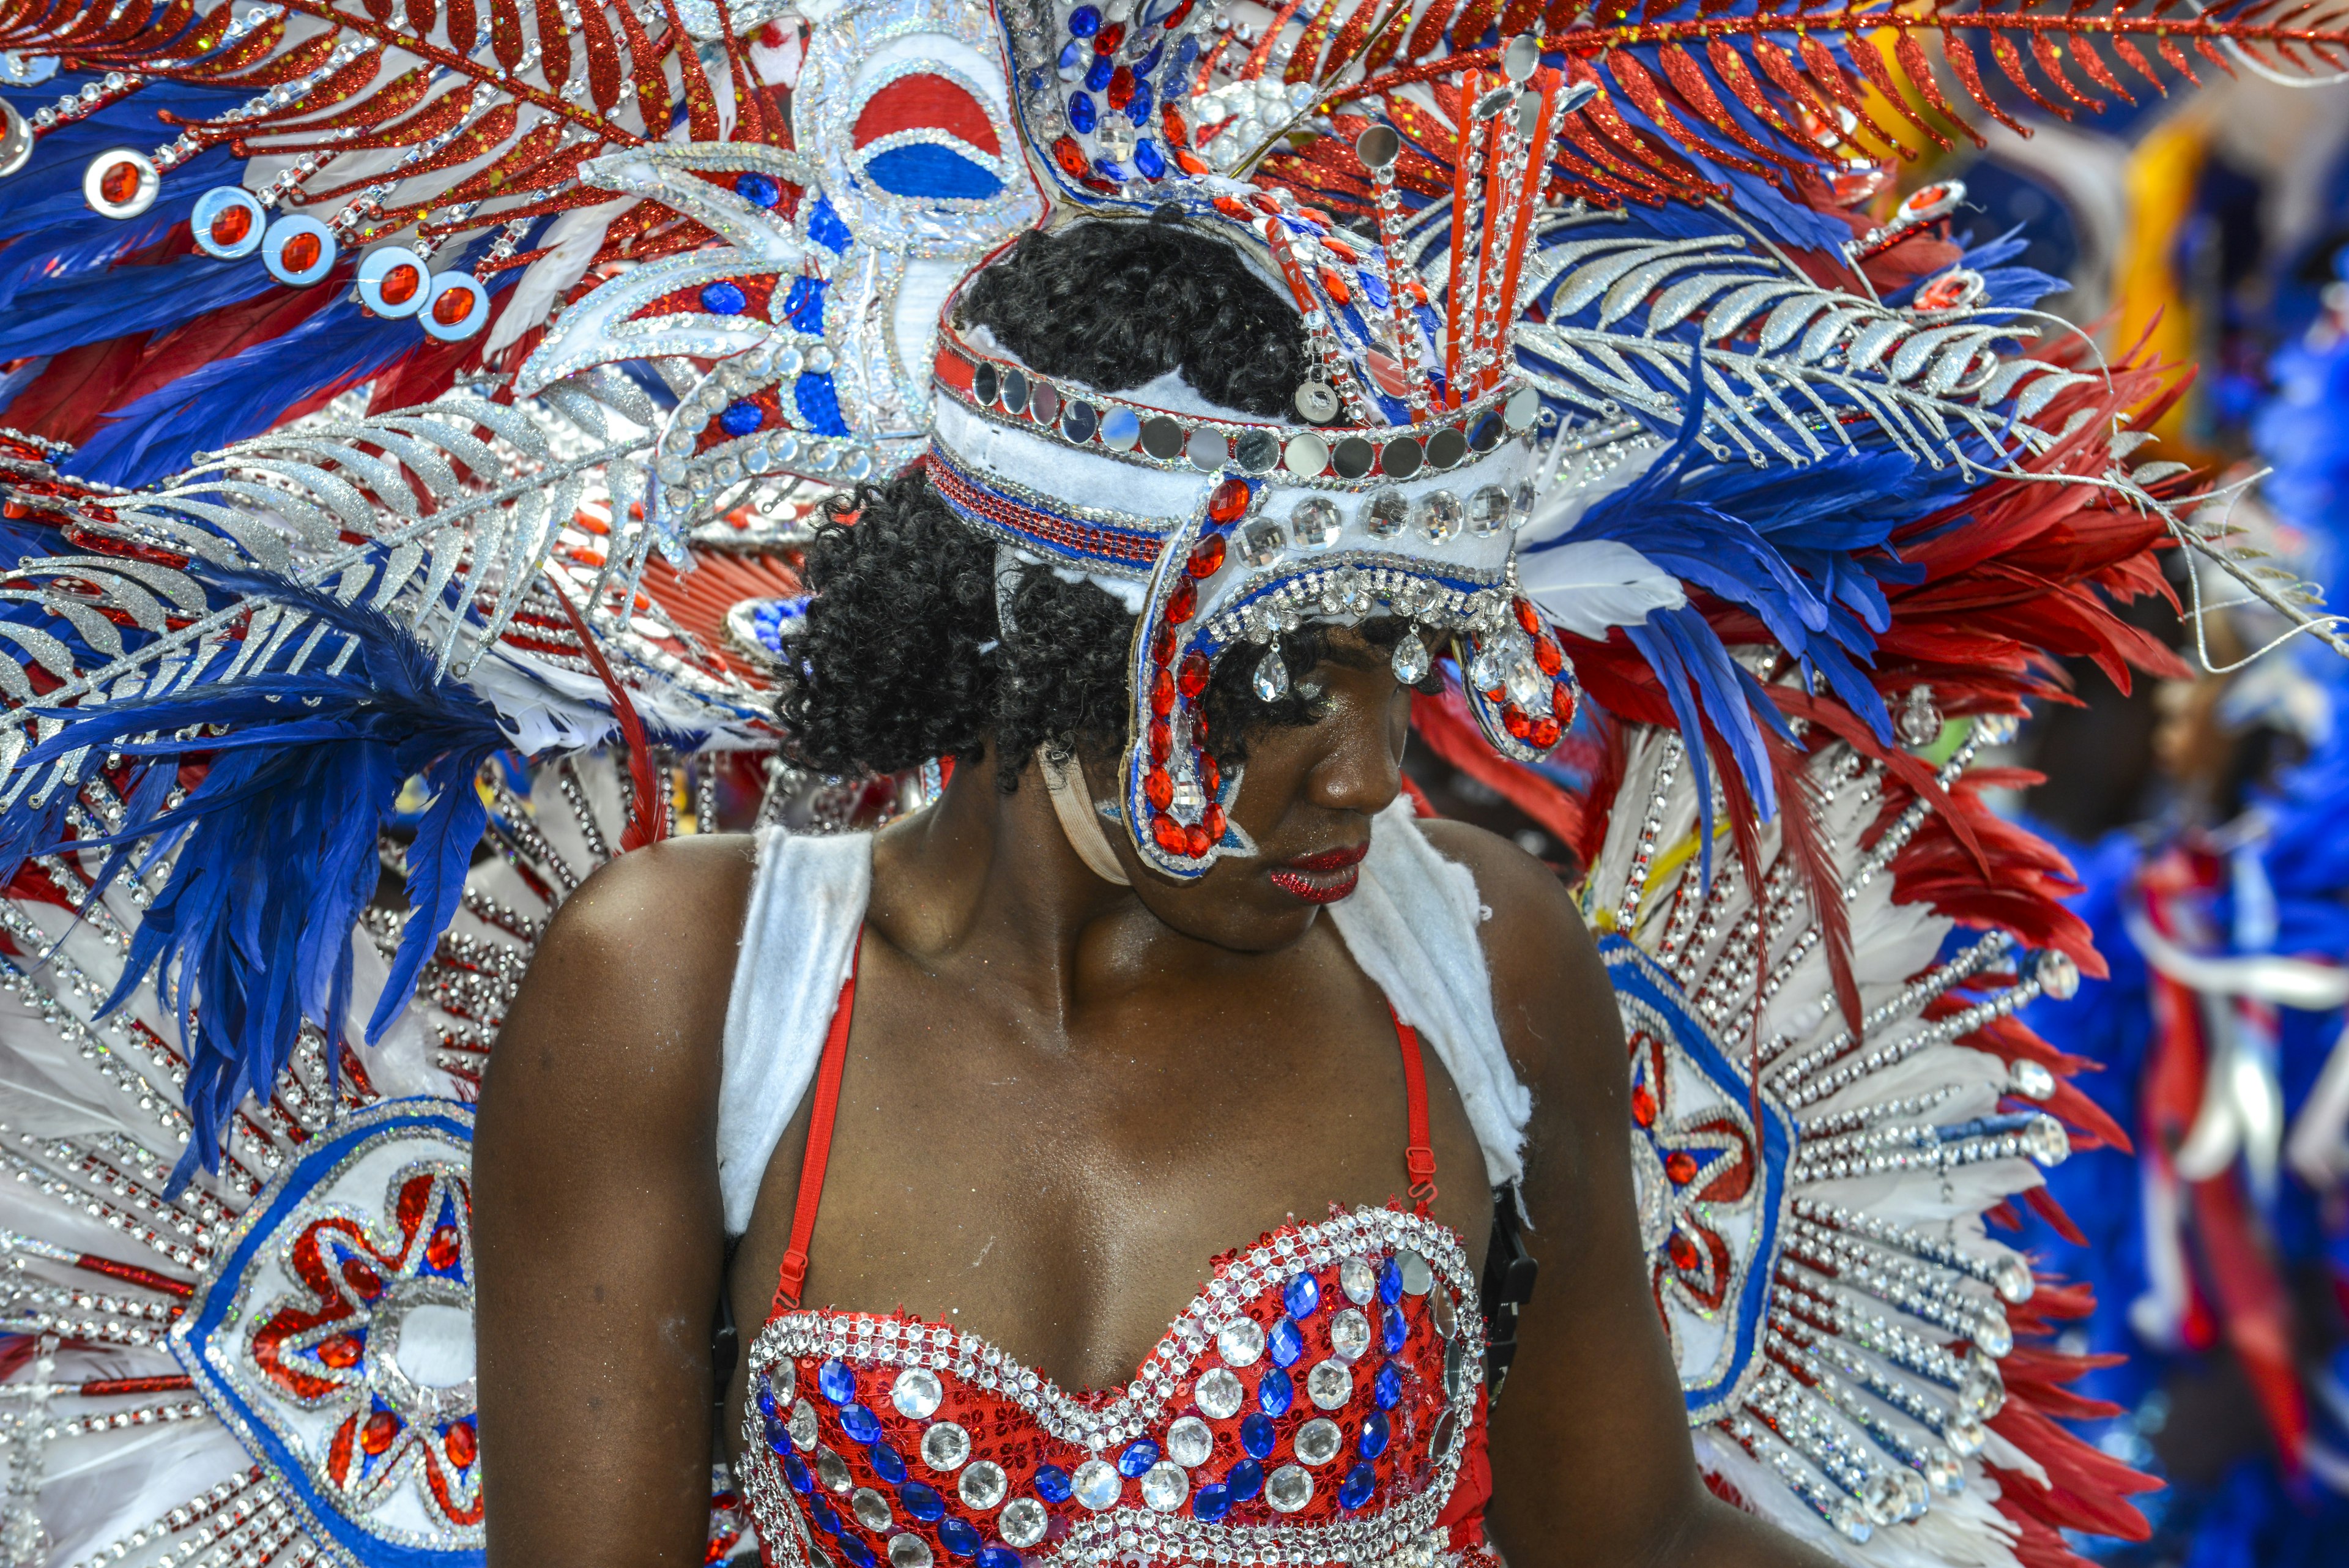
[1379,1259,1403,1304]
[1267,1317,1304,1367]
[757,1385,779,1421]
[869,1441,907,1484]
[1225,1458,1264,1501]
[1259,1367,1294,1417]
[1057,40,1085,78]
[1357,270,1390,308]
[1239,1412,1277,1459]
[721,399,764,437]
[839,1402,882,1444]
[1132,138,1165,179]
[1137,37,1164,72]
[1374,1362,1403,1410]
[1381,1304,1408,1354]
[939,1520,982,1558]
[700,280,747,315]
[1284,1273,1321,1319]
[1174,35,1198,76]
[1067,90,1097,132]
[1358,1411,1391,1458]
[900,1481,946,1522]
[811,1499,842,1537]
[818,1358,857,1403]
[1127,81,1152,122]
[1338,1462,1378,1510]
[1083,53,1112,91]
[976,1550,1022,1568]
[1192,1482,1231,1522]
[1118,1440,1160,1477]
[785,1452,814,1492]
[735,171,780,207]
[1067,3,1099,34]
[764,1411,792,1455]
[1034,1464,1073,1503]
[841,1539,877,1568]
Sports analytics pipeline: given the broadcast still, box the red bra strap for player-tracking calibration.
[772,940,861,1316]
[1392,1006,1438,1216]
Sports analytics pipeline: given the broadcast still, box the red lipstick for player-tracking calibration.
[1267,841,1368,904]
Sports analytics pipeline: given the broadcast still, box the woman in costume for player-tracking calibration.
[473,214,1821,1568]
[0,0,2340,1561]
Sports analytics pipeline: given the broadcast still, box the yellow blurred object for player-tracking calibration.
[2113,106,2212,452]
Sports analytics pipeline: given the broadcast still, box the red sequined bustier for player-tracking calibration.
[735,953,1497,1568]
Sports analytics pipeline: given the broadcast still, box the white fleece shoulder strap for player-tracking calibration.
[1329,799,1532,1189]
[717,827,874,1236]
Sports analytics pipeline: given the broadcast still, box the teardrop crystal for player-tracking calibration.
[1390,629,1430,686]
[1253,647,1291,701]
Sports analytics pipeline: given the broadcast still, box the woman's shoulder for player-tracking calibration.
[1406,815,1613,1090]
[489,833,765,1111]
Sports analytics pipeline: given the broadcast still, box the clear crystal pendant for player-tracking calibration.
[1253,647,1291,701]
[1390,628,1431,685]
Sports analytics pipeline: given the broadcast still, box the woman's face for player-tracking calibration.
[1102,625,1415,953]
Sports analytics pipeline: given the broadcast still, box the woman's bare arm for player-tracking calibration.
[1420,822,1829,1568]
[473,834,759,1567]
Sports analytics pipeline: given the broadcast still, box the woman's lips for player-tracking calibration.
[1267,841,1368,904]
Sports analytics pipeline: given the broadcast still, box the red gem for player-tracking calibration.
[1149,718,1172,762]
[1107,65,1135,110]
[1513,598,1541,636]
[1501,705,1532,740]
[317,1332,363,1369]
[1151,625,1176,666]
[1529,717,1562,751]
[1192,708,1209,740]
[1296,206,1332,230]
[431,285,476,327]
[1053,136,1090,178]
[1145,766,1174,812]
[1162,103,1191,147]
[1173,146,1210,176]
[343,1261,384,1301]
[97,158,141,207]
[361,1411,402,1455]
[1203,802,1227,842]
[1666,1232,1699,1271]
[1094,20,1126,51]
[378,262,421,307]
[1533,636,1562,676]
[1178,652,1210,700]
[1165,578,1197,626]
[1184,822,1212,858]
[208,204,253,247]
[1150,669,1176,716]
[1152,812,1187,853]
[1665,1151,1699,1184]
[445,1421,478,1469]
[425,1224,461,1271]
[1316,266,1351,306]
[1631,1083,1657,1128]
[280,231,322,274]
[1323,237,1359,264]
[1162,0,1192,25]
[1212,195,1252,220]
[1207,480,1250,524]
[1188,534,1226,578]
[1551,680,1578,723]
[1201,755,1220,795]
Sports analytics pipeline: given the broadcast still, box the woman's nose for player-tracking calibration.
[1306,683,1406,818]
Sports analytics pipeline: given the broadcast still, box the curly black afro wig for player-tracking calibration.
[774,211,1422,789]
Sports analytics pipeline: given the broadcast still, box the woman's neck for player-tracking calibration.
[864,742,1168,1014]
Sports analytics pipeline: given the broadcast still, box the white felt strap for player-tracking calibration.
[1330,799,1532,1189]
[717,828,873,1236]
